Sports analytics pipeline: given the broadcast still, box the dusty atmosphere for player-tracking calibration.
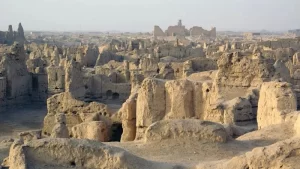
[1,1,300,168]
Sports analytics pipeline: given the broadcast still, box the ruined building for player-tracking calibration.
[0,42,32,108]
[153,20,216,38]
[0,23,26,45]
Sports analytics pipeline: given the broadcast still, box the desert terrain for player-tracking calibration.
[1,17,300,169]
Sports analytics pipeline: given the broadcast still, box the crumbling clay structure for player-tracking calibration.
[3,17,300,169]
[257,81,297,129]
[145,119,228,143]
[153,20,216,39]
[6,138,178,169]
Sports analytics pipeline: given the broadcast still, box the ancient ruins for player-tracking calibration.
[0,23,26,45]
[1,18,300,169]
[153,20,216,39]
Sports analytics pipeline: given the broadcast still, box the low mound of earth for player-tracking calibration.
[236,122,295,146]
[196,137,300,169]
[144,119,228,143]
[6,138,181,169]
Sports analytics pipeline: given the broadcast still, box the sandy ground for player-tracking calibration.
[0,104,294,167]
[0,104,46,141]
[106,139,250,167]
[0,104,47,162]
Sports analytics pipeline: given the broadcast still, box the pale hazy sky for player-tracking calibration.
[0,0,299,32]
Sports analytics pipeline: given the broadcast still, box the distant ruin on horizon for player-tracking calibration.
[153,20,216,38]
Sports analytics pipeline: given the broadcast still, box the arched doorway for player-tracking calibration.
[106,90,112,98]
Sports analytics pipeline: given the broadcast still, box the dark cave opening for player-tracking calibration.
[112,92,120,100]
[110,123,123,142]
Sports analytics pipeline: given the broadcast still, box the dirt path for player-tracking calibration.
[0,104,47,162]
[0,104,46,141]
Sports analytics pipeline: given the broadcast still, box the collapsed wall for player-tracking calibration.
[153,20,216,38]
[145,119,228,143]
[153,25,166,37]
[123,77,232,141]
[190,26,216,38]
[215,52,275,92]
[120,52,285,141]
[43,92,112,136]
[43,59,130,140]
[203,52,277,123]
